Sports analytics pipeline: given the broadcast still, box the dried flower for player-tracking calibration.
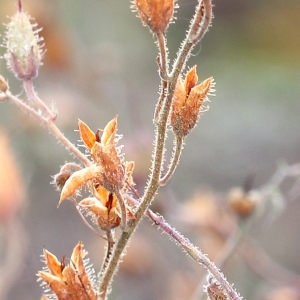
[132,0,175,34]
[170,65,215,137]
[38,242,98,300]
[228,187,260,218]
[2,9,44,79]
[58,118,135,230]
[60,117,126,202]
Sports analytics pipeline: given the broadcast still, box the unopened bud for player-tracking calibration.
[133,0,175,34]
[3,10,44,80]
[170,65,215,137]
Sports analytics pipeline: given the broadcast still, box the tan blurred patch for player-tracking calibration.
[264,287,300,300]
[0,131,25,223]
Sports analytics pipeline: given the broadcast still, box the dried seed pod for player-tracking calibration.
[38,242,98,300]
[228,187,260,218]
[170,65,215,137]
[132,0,175,34]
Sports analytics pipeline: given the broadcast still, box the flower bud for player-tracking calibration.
[3,10,44,80]
[170,65,215,137]
[133,0,174,34]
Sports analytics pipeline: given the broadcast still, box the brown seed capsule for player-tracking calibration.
[133,0,175,34]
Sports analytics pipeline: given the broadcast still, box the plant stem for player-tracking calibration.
[114,189,127,230]
[159,135,184,185]
[23,79,57,121]
[154,32,169,123]
[98,1,215,298]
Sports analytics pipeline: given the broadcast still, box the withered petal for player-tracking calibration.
[78,119,96,150]
[101,116,118,146]
[43,249,63,277]
[184,65,198,95]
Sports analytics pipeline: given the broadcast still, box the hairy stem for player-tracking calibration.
[115,189,127,230]
[159,135,184,185]
[23,79,57,121]
[154,32,169,123]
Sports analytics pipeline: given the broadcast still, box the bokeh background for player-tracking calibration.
[0,0,299,299]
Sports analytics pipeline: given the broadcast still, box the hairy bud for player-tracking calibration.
[3,10,44,80]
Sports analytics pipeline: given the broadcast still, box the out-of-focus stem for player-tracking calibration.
[6,91,91,166]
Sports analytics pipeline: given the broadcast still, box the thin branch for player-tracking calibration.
[154,32,169,124]
[156,32,169,80]
[159,135,184,185]
[154,79,168,123]
[6,91,91,166]
[23,79,57,121]
[242,238,300,288]
[171,0,213,79]
[125,194,241,300]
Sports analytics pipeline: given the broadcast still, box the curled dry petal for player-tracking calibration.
[79,197,108,217]
[79,188,121,230]
[43,249,64,277]
[59,164,102,203]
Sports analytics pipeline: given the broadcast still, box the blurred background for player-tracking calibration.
[0,0,299,299]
